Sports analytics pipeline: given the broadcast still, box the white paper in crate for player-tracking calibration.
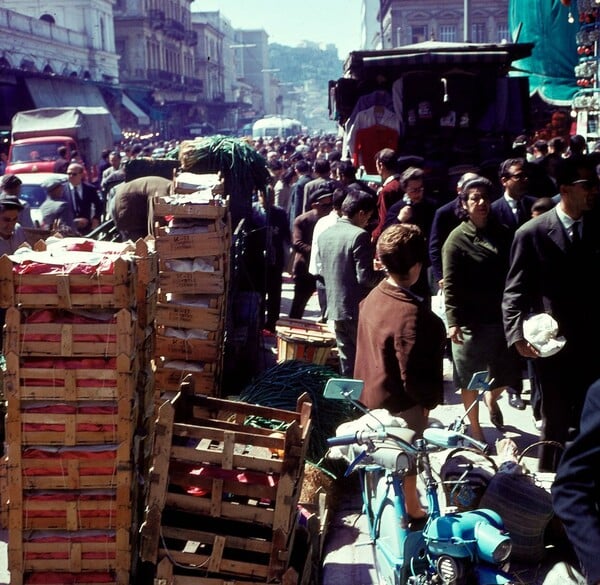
[523,313,566,358]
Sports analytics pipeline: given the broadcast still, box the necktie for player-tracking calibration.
[572,220,581,244]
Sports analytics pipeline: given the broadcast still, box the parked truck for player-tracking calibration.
[5,106,114,181]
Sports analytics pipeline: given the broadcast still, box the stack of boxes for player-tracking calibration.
[0,238,157,585]
[151,173,230,398]
[139,378,312,584]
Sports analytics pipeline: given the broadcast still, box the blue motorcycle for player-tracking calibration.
[325,378,516,585]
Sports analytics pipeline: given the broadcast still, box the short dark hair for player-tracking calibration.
[57,146,68,158]
[341,189,377,217]
[313,159,330,175]
[499,157,526,179]
[377,223,426,276]
[375,148,397,170]
[295,159,311,174]
[399,166,424,190]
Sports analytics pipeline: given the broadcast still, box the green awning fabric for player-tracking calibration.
[124,89,166,121]
[509,0,580,105]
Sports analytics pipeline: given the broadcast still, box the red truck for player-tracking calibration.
[5,106,115,182]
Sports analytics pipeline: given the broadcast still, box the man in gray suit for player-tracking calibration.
[316,189,382,377]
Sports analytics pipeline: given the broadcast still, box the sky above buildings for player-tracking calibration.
[191,0,363,58]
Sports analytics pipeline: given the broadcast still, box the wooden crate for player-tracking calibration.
[9,571,127,585]
[12,488,131,532]
[155,303,223,331]
[275,318,336,366]
[135,239,159,329]
[158,269,226,295]
[152,521,293,583]
[154,366,218,396]
[0,255,136,310]
[154,230,229,260]
[140,383,311,570]
[154,333,221,363]
[3,353,139,403]
[8,528,131,574]
[153,195,229,221]
[5,396,136,447]
[4,308,138,358]
[9,445,133,491]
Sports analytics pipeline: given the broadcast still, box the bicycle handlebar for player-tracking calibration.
[326,429,386,447]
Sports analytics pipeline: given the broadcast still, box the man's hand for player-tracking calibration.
[514,338,540,359]
[448,325,463,345]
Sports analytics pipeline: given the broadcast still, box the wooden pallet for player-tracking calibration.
[4,308,138,358]
[140,381,311,575]
[0,255,137,310]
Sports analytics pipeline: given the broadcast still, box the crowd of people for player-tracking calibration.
[1,126,600,582]
[244,130,600,584]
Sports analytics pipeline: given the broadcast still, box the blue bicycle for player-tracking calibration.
[325,378,516,585]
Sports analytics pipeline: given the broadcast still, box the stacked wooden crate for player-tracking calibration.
[151,174,230,398]
[0,237,158,585]
[139,377,312,584]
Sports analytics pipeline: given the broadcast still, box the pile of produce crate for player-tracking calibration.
[0,237,157,585]
[139,377,312,584]
[151,172,230,398]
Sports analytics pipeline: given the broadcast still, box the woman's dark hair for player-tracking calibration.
[377,223,426,276]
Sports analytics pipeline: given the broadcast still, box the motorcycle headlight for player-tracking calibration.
[436,555,465,584]
[475,521,512,563]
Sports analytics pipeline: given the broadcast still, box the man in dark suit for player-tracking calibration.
[66,162,104,234]
[552,377,600,585]
[316,190,382,377]
[383,166,436,302]
[288,159,313,232]
[491,157,538,411]
[241,186,291,333]
[503,156,600,471]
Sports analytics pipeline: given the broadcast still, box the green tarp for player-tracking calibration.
[509,0,579,105]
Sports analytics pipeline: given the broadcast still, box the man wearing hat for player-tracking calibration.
[39,176,76,233]
[0,174,34,228]
[0,195,27,256]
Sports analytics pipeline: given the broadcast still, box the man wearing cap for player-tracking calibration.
[0,195,27,256]
[0,174,34,228]
[39,176,76,233]
[289,187,333,320]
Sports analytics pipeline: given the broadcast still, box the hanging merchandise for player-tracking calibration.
[573,1,600,143]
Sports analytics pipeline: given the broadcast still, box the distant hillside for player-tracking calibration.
[269,42,344,133]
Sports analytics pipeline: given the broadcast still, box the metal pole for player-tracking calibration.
[464,0,471,42]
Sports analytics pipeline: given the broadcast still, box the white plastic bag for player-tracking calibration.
[431,290,448,332]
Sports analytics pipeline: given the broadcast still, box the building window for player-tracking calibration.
[411,25,428,44]
[439,25,457,43]
[497,23,510,43]
[471,23,486,43]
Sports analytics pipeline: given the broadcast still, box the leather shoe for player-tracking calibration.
[508,394,526,410]
[489,403,504,430]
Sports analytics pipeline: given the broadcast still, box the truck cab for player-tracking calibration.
[6,136,77,175]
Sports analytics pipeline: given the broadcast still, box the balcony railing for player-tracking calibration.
[185,30,198,46]
[148,9,165,29]
[165,18,186,40]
